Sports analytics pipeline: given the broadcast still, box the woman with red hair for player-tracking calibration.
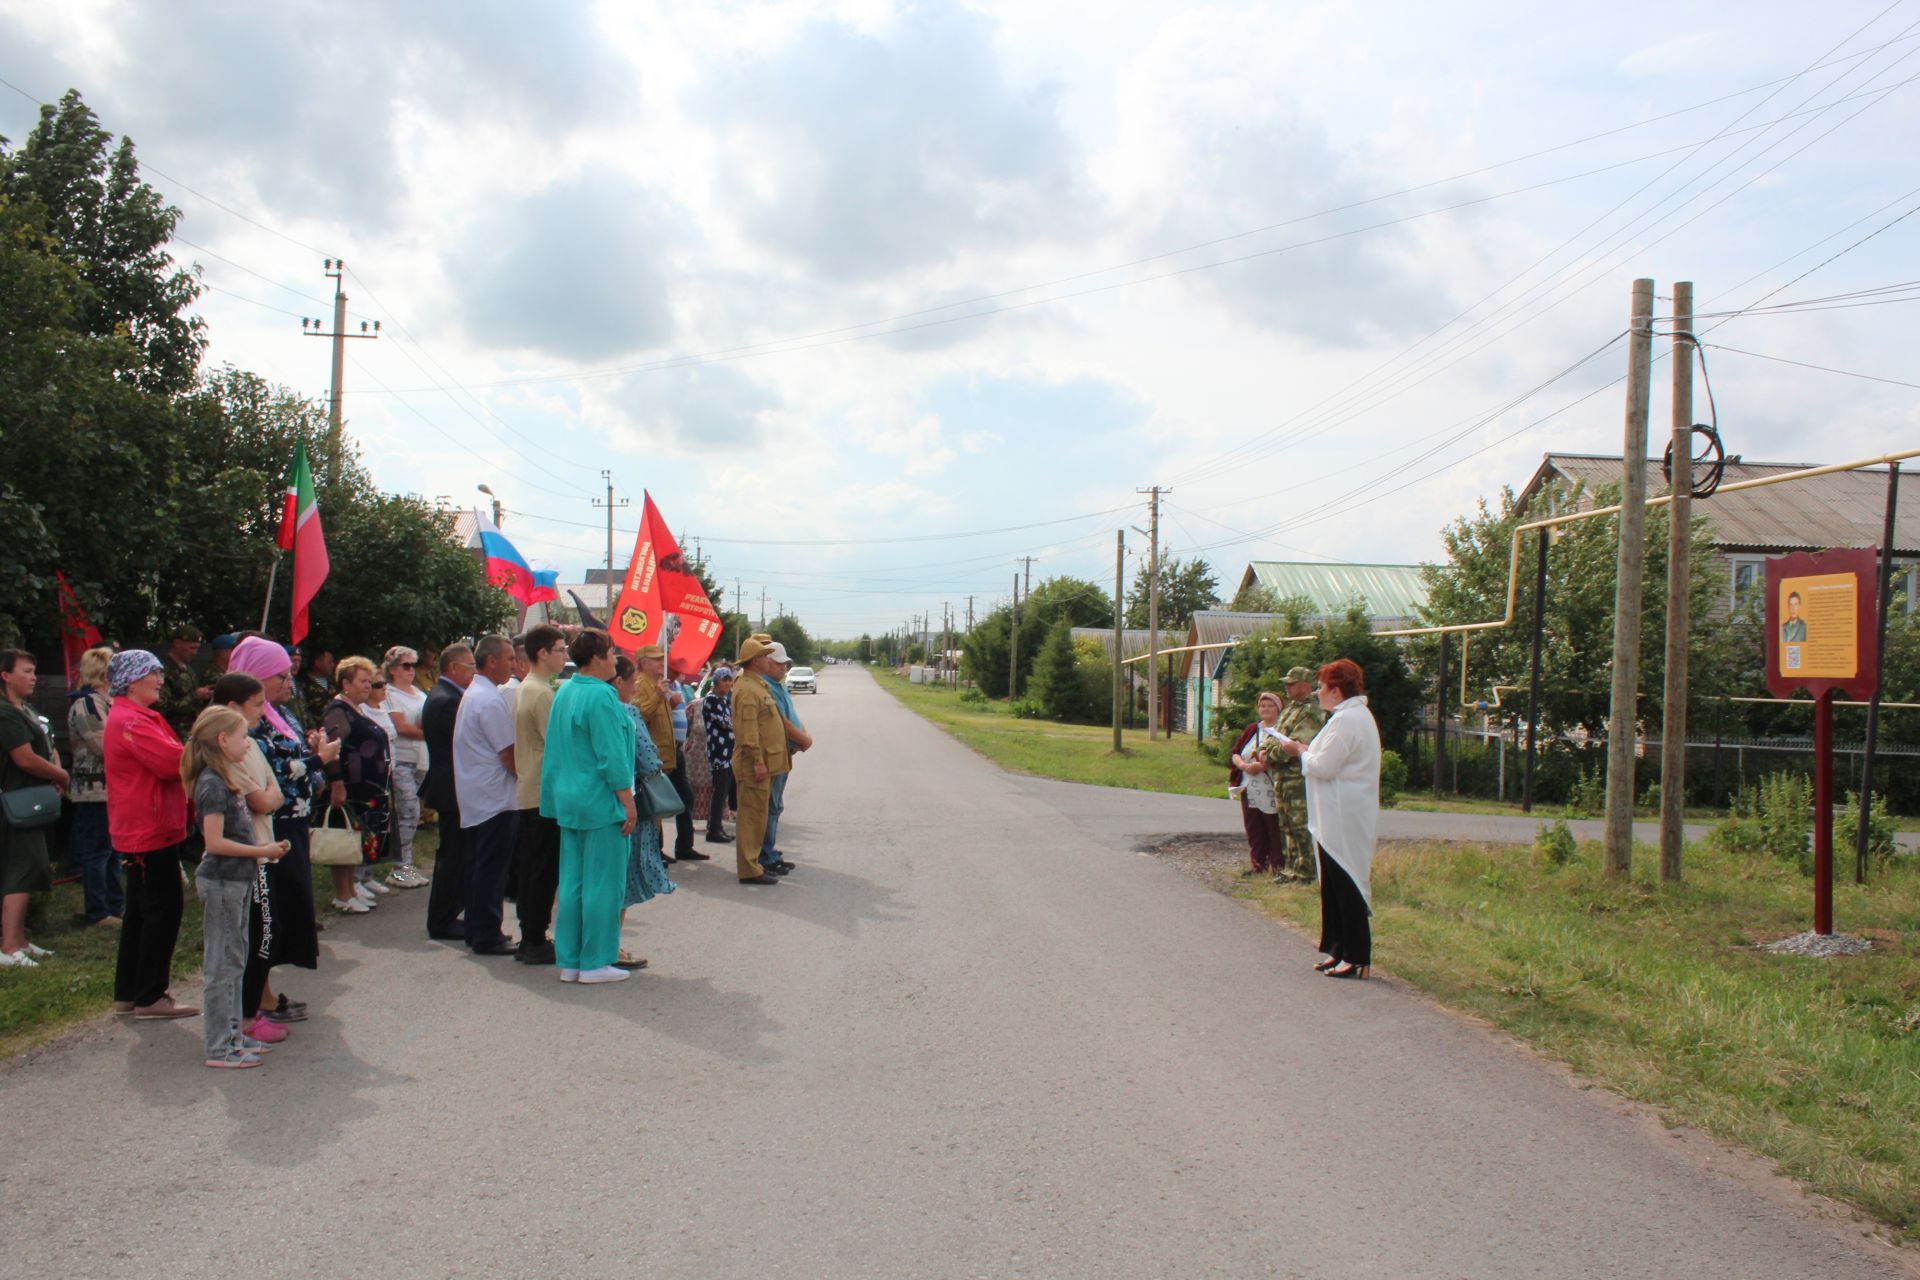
[1279,658,1380,979]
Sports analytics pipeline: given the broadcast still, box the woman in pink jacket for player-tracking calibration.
[102,651,197,1020]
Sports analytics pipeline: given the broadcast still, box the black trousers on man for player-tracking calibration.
[667,757,696,857]
[707,764,733,836]
[426,802,468,939]
[514,809,560,949]
[113,842,188,1008]
[1316,844,1372,966]
[464,809,521,950]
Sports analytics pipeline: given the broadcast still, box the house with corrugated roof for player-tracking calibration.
[1233,561,1430,628]
[1514,454,1919,615]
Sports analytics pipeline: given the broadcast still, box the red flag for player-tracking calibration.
[645,493,724,671]
[607,493,723,670]
[280,441,329,644]
[56,570,102,688]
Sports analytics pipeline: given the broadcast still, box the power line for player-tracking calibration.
[1704,343,1920,392]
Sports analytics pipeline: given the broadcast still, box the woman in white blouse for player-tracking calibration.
[1278,659,1380,979]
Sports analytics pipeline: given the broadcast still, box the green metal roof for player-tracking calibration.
[1240,561,1429,623]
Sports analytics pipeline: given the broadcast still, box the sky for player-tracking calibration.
[4,0,1918,639]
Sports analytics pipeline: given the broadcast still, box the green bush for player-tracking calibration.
[1534,818,1577,867]
[1639,781,1661,816]
[1564,765,1606,819]
[1010,698,1046,720]
[958,686,987,705]
[1711,772,1812,872]
[1836,790,1898,867]
[1380,749,1407,809]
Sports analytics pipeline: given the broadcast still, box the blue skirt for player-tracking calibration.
[623,815,677,909]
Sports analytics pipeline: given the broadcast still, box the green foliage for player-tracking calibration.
[1010,697,1045,720]
[766,614,814,667]
[1711,773,1812,872]
[1228,579,1282,613]
[0,92,518,659]
[1564,765,1606,819]
[1639,780,1661,816]
[1379,748,1407,808]
[1125,556,1220,628]
[1836,790,1898,867]
[1533,818,1578,866]
[1217,602,1421,755]
[958,686,987,705]
[963,575,1112,699]
[1030,617,1082,719]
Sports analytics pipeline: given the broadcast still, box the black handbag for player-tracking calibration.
[1,784,60,830]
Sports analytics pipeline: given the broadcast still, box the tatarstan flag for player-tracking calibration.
[276,441,329,644]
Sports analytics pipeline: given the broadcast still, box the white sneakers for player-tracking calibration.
[330,897,371,914]
[359,879,390,898]
[0,949,40,969]
[387,865,429,889]
[577,966,631,984]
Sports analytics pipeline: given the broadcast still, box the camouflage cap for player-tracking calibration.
[1284,665,1316,685]
[636,644,666,660]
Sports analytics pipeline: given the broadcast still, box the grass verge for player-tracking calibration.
[0,827,438,1061]
[1235,836,1920,1240]
[877,672,1223,797]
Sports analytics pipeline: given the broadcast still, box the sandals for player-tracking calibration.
[614,951,649,971]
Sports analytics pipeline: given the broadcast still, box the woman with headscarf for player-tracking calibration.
[612,654,674,970]
[1227,690,1288,880]
[540,630,639,985]
[1278,659,1381,980]
[230,637,334,1024]
[102,650,197,1018]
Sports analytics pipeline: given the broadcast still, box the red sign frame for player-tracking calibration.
[1763,547,1879,701]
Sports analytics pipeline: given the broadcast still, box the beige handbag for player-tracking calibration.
[308,804,363,867]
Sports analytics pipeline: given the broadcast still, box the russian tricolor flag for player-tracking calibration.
[475,509,559,607]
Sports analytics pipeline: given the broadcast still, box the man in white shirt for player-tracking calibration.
[501,635,530,711]
[454,634,519,955]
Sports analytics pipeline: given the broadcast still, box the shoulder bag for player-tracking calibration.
[634,770,685,820]
[1,783,61,830]
[309,803,364,866]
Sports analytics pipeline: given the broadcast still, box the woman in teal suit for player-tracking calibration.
[539,630,638,986]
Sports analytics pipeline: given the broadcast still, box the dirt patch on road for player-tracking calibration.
[1138,831,1253,891]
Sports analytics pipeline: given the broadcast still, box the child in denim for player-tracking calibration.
[182,707,289,1069]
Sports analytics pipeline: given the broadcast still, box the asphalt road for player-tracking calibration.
[1,666,1909,1278]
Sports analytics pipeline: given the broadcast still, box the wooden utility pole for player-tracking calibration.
[300,258,378,483]
[1139,486,1165,740]
[1658,282,1695,882]
[1112,530,1125,753]
[1857,464,1902,882]
[1434,633,1450,795]
[759,588,768,629]
[1603,278,1656,877]
[1009,575,1021,699]
[593,470,628,586]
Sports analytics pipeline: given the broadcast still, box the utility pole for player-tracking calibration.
[1137,486,1166,740]
[592,470,628,586]
[760,588,768,629]
[1659,282,1695,883]
[301,258,378,482]
[1521,527,1549,813]
[1113,529,1125,753]
[1434,633,1450,795]
[1857,464,1901,883]
[1009,575,1021,700]
[1603,278,1656,878]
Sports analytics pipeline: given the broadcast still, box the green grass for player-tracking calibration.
[0,827,438,1060]
[878,673,1224,796]
[1237,837,1920,1240]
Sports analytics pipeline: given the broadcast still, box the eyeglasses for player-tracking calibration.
[396,662,417,668]
[371,681,387,690]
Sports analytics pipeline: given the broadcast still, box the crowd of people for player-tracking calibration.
[1230,658,1381,981]
[0,624,818,1067]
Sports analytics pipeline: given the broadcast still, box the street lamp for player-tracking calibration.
[477,484,502,526]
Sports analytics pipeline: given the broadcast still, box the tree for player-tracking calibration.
[1229,579,1283,613]
[1220,603,1422,756]
[767,614,814,666]
[1125,557,1221,628]
[1031,617,1085,719]
[1,91,206,394]
[856,633,873,664]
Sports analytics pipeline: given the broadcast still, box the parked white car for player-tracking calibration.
[787,666,817,693]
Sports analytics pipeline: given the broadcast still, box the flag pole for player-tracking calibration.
[261,550,282,633]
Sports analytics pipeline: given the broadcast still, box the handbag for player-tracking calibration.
[309,804,364,866]
[1,784,61,830]
[634,771,685,820]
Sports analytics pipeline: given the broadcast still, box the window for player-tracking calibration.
[1729,556,1765,612]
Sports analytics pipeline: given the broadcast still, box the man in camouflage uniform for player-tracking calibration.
[156,624,209,738]
[1274,665,1325,882]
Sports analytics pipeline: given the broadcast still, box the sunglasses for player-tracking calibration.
[395,661,417,668]
[371,681,387,690]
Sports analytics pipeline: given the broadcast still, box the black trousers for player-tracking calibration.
[425,802,468,938]
[114,842,188,1007]
[707,765,733,833]
[667,757,695,856]
[464,809,520,949]
[1316,844,1372,966]
[514,809,560,945]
